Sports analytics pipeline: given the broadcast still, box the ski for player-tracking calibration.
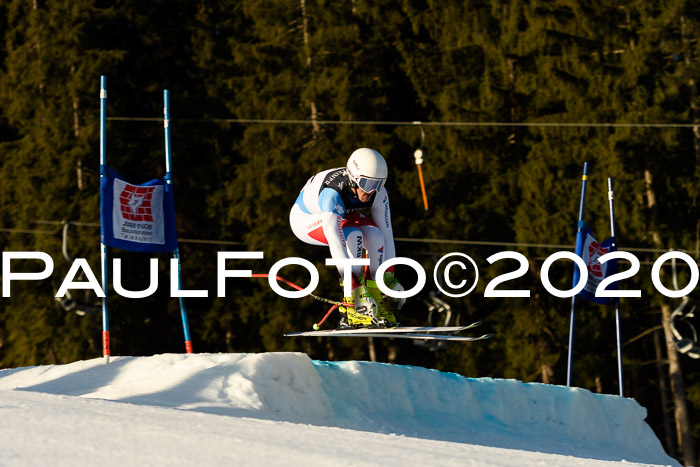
[285,330,493,342]
[285,321,481,338]
[331,332,493,342]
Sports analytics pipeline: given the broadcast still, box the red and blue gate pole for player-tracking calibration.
[163,90,193,353]
[99,75,111,364]
[566,162,588,386]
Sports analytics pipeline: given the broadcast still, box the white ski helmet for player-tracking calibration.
[346,148,388,193]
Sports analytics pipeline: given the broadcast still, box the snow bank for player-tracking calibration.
[316,360,671,463]
[0,353,676,466]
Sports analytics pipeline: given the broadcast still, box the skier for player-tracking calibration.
[289,148,405,328]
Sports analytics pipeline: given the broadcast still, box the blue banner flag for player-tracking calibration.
[100,166,178,253]
[572,221,619,305]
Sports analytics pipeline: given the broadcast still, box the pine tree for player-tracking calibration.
[0,0,123,366]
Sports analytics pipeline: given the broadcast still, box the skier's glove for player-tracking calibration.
[383,272,405,310]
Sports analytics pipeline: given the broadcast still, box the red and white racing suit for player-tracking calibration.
[289,167,396,283]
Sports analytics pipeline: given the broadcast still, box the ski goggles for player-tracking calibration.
[353,175,386,194]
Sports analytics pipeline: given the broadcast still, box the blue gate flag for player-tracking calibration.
[100,166,178,253]
[573,221,619,305]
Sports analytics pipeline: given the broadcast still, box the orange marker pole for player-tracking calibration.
[417,164,429,211]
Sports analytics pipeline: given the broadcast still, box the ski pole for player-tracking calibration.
[313,304,341,330]
[250,274,354,307]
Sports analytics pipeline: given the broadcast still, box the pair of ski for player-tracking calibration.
[285,320,492,342]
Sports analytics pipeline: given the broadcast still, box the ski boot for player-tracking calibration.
[365,278,399,327]
[337,279,378,329]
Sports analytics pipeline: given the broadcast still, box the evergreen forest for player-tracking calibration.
[0,1,698,463]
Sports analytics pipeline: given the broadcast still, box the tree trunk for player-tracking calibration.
[71,65,83,191]
[661,304,696,465]
[644,169,662,246]
[654,329,676,456]
[646,169,696,465]
[368,337,376,362]
[299,0,320,142]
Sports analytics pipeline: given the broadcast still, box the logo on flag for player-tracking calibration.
[101,166,178,253]
[112,179,165,245]
[573,221,618,305]
[120,185,155,222]
[586,240,609,278]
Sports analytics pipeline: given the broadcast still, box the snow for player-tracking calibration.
[0,352,678,466]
